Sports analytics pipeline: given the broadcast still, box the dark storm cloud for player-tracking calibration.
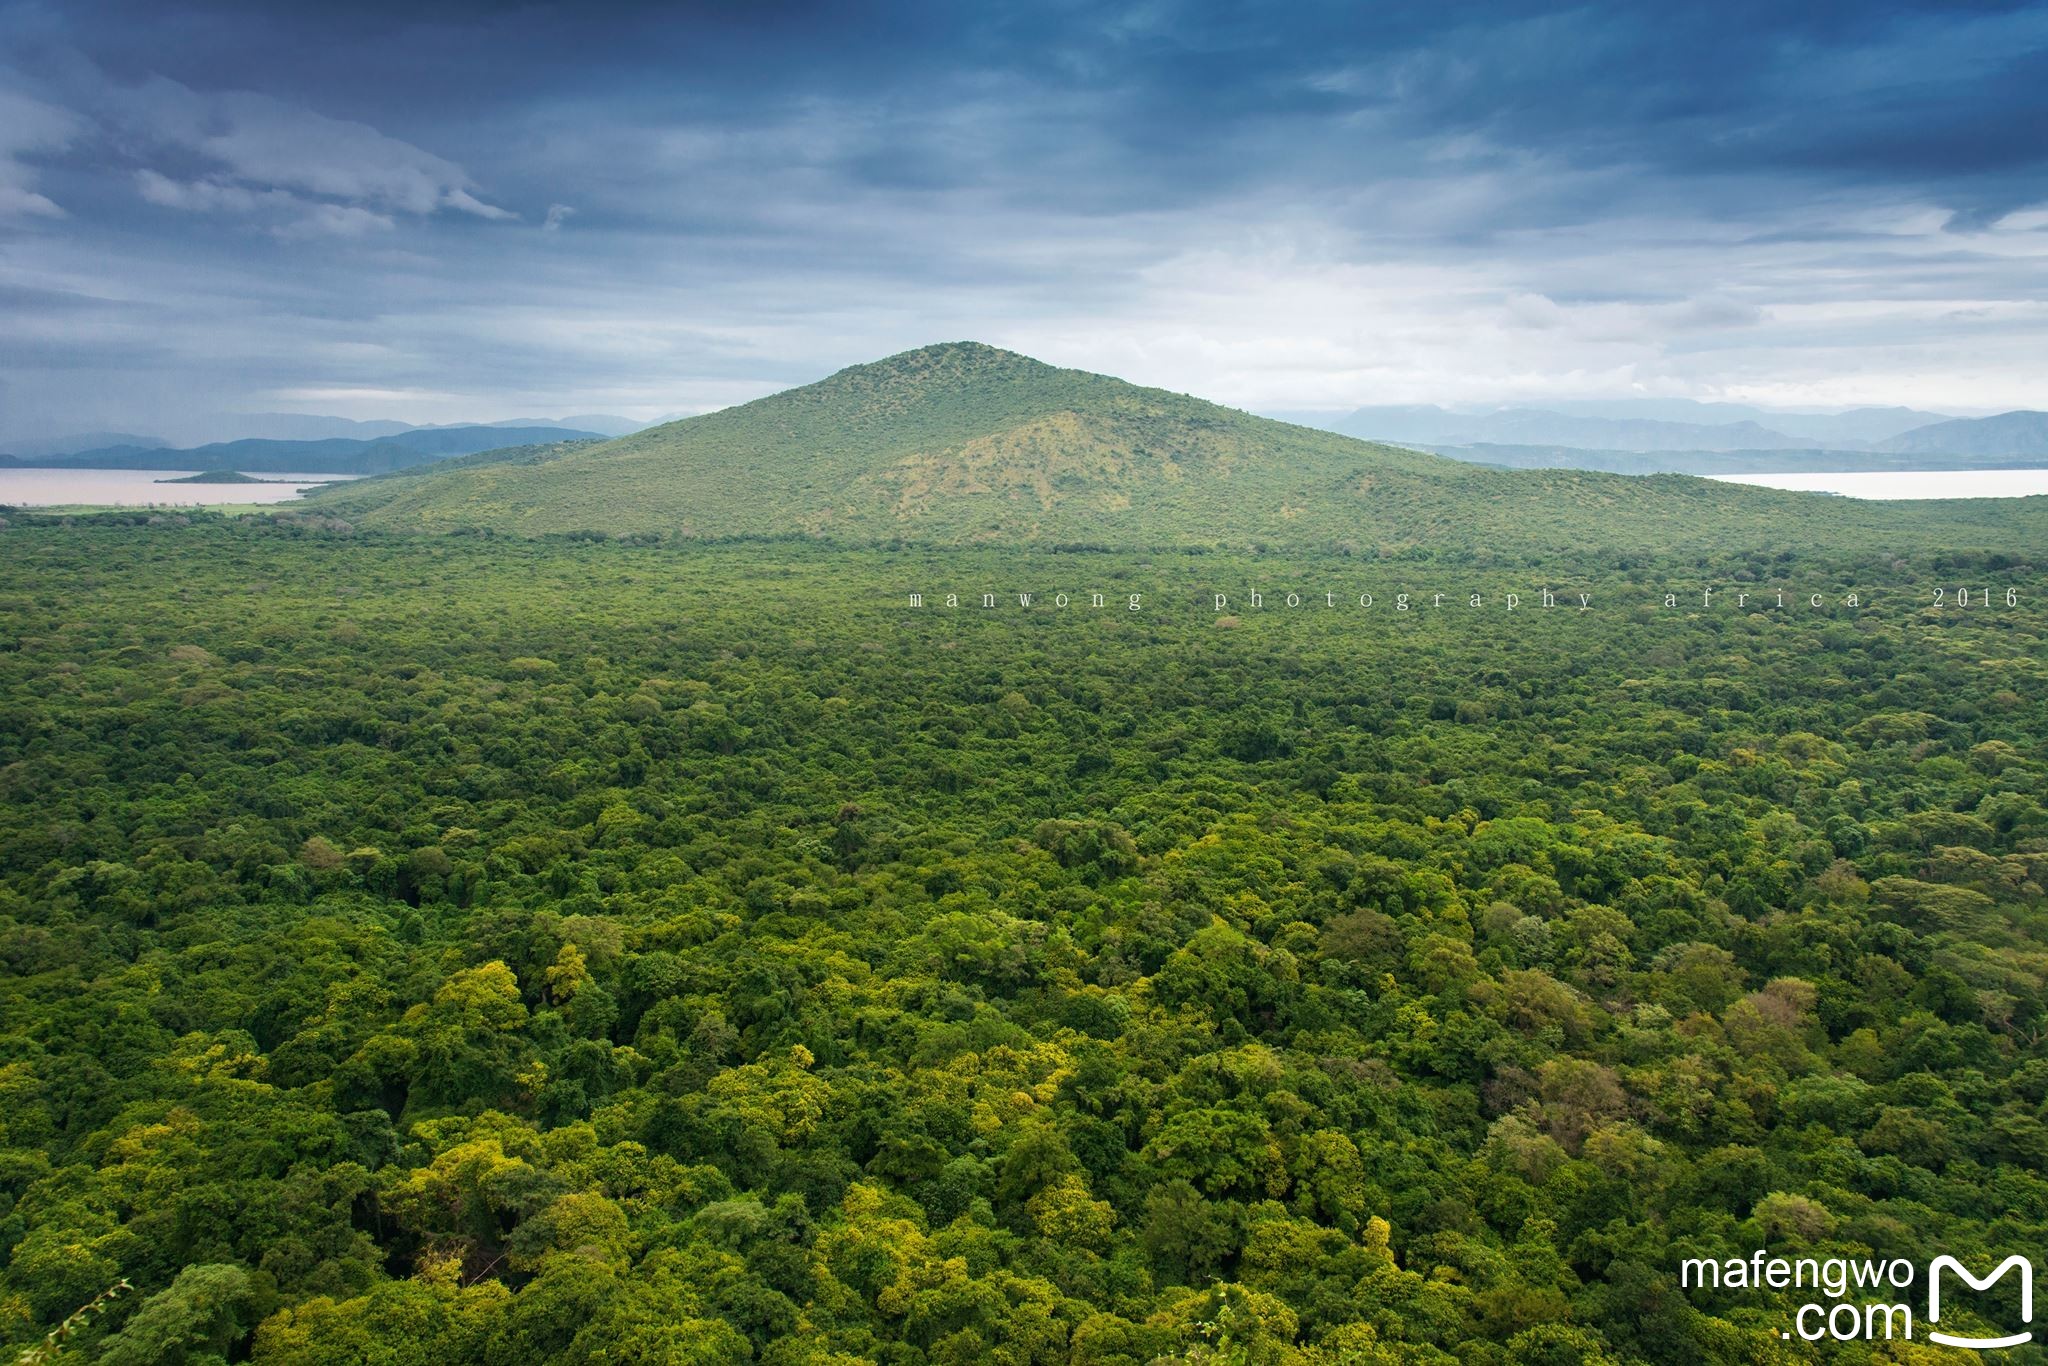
[2,0,2046,437]
[25,0,2048,211]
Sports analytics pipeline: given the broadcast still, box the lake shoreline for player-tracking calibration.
[5,466,2046,510]
[0,469,357,507]
[1708,469,2048,499]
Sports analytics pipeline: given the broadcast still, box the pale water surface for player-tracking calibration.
[1710,469,2048,499]
[8,466,2046,509]
[0,469,354,507]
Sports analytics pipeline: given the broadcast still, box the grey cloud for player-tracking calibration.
[3,0,2048,438]
[0,87,81,218]
[135,169,291,213]
[103,74,515,230]
[136,170,399,237]
[271,203,399,239]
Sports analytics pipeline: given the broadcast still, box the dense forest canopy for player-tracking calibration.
[0,516,2043,1362]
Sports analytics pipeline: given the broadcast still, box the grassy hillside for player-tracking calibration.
[306,342,2048,555]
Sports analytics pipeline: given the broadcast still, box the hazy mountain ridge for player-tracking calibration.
[1526,400,1951,443]
[7,425,606,475]
[1293,404,1830,451]
[1877,410,2048,457]
[3,413,645,457]
[1287,402,2048,459]
[1,432,171,460]
[19,396,2036,474]
[303,343,2048,553]
[477,415,644,436]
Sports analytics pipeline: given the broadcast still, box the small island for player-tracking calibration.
[154,470,298,485]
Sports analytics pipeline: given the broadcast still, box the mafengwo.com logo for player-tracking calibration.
[1680,1250,2033,1347]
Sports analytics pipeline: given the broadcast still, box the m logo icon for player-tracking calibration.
[1928,1255,2033,1350]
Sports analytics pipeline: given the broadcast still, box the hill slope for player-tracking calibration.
[306,343,2048,553]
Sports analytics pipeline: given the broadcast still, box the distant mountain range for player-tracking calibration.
[0,425,607,475]
[10,395,2042,486]
[1,412,648,461]
[1277,403,2048,459]
[300,342,2048,555]
[181,413,644,443]
[477,416,647,437]
[193,414,418,443]
[3,431,174,460]
[1876,410,2048,457]
[1515,400,1952,444]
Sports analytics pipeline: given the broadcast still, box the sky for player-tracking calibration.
[3,0,2047,443]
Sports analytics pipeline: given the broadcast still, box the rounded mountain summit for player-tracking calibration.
[305,342,2046,554]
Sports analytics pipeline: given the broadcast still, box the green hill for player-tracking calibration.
[306,342,2048,554]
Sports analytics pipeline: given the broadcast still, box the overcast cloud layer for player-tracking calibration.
[2,0,2047,440]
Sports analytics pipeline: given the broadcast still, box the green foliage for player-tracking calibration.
[96,1263,257,1366]
[0,521,2044,1363]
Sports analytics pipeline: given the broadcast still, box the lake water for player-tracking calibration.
[7,466,2046,509]
[0,469,355,507]
[1710,469,2048,499]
